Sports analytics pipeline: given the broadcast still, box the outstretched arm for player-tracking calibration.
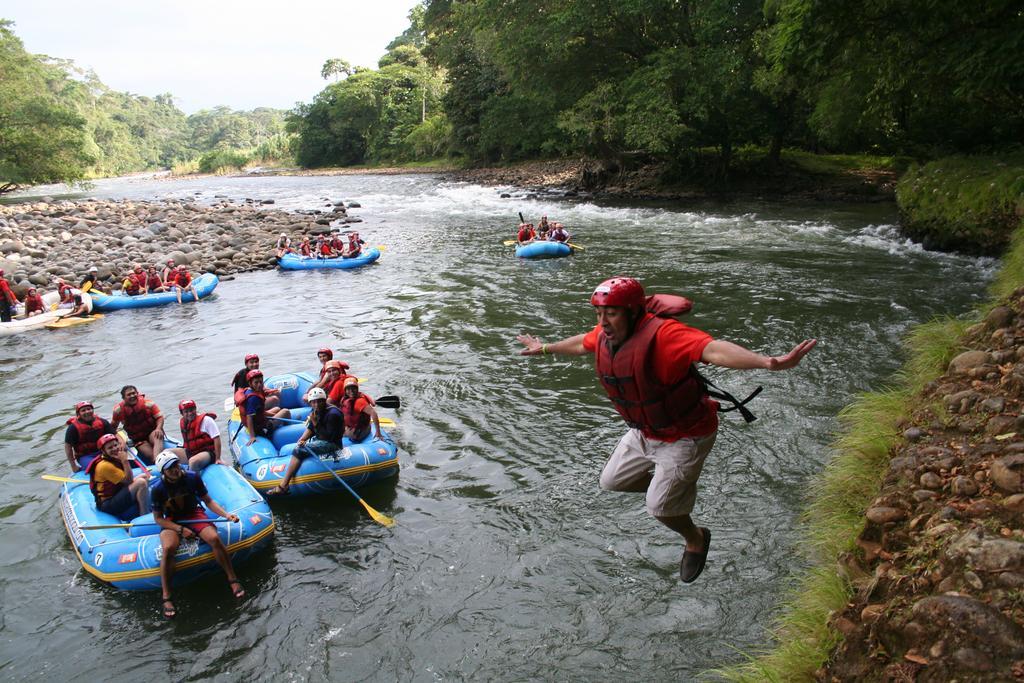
[517,333,589,357]
[701,338,817,370]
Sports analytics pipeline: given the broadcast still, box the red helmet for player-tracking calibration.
[97,433,119,450]
[178,399,196,413]
[246,369,264,382]
[591,277,645,308]
[317,347,333,359]
[74,400,93,413]
[244,353,259,363]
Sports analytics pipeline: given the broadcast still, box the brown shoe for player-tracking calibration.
[679,527,711,583]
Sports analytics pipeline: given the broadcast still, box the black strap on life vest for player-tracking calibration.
[694,370,762,423]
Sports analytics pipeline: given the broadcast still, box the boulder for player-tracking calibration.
[991,455,1024,492]
[948,350,991,374]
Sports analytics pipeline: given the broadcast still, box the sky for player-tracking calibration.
[4,0,421,113]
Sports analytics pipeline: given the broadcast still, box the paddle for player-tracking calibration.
[567,242,586,250]
[503,239,517,246]
[42,474,84,485]
[79,516,229,531]
[269,415,397,427]
[311,453,395,527]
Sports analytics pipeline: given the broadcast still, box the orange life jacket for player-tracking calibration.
[181,412,217,457]
[114,397,160,443]
[67,416,108,457]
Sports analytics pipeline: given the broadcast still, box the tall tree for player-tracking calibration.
[0,20,92,192]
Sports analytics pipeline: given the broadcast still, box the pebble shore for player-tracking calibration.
[0,196,362,297]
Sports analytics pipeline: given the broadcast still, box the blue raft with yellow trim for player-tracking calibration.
[59,462,274,591]
[227,371,399,497]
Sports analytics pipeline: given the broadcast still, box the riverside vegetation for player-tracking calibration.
[718,159,1024,681]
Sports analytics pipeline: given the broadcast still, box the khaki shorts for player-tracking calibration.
[599,428,717,517]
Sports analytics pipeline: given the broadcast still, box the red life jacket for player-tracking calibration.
[86,455,126,503]
[300,242,311,256]
[517,227,534,242]
[594,301,712,439]
[340,393,372,432]
[181,412,217,456]
[176,272,192,287]
[57,282,74,302]
[114,397,160,443]
[124,274,143,294]
[146,273,163,289]
[163,267,179,283]
[24,294,44,313]
[243,388,267,429]
[346,237,361,257]
[0,279,14,304]
[67,416,108,457]
[233,387,247,406]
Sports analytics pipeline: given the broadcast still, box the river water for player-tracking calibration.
[0,174,996,680]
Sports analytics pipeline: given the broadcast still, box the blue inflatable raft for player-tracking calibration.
[227,371,399,497]
[278,248,381,271]
[59,462,275,591]
[90,273,219,311]
[515,241,572,259]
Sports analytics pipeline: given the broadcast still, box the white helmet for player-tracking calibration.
[156,450,182,472]
[307,387,327,401]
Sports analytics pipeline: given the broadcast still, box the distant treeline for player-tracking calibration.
[287,0,1023,171]
[0,19,289,192]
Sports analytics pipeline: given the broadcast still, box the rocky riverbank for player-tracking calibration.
[817,293,1024,680]
[0,197,362,297]
[447,158,897,203]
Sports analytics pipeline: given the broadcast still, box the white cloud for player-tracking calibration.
[6,0,420,112]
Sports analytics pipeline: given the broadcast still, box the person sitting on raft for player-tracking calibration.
[316,234,335,258]
[23,287,45,317]
[151,451,244,619]
[303,348,344,399]
[325,360,359,406]
[79,266,100,294]
[267,387,344,496]
[87,433,151,521]
[339,377,382,443]
[0,269,17,323]
[54,278,90,317]
[110,385,166,465]
[517,223,536,244]
[275,233,294,259]
[231,354,281,410]
[145,265,168,293]
[330,232,345,253]
[170,399,221,471]
[242,369,291,446]
[122,265,148,296]
[64,400,115,472]
[298,236,312,257]
[549,223,569,242]
[172,265,199,304]
[161,259,178,285]
[343,231,364,258]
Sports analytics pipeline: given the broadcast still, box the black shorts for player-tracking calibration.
[97,486,137,521]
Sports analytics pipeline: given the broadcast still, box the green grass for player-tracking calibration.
[785,149,910,176]
[714,170,1024,682]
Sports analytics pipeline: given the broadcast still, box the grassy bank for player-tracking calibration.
[897,153,1024,255]
[715,155,1024,681]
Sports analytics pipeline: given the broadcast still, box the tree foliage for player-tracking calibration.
[0,20,93,191]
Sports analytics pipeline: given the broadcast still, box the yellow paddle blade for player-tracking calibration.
[503,239,517,246]
[42,474,79,484]
[360,499,395,527]
[567,242,586,250]
[379,417,396,427]
[376,245,387,251]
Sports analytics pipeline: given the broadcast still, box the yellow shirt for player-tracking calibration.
[92,459,126,501]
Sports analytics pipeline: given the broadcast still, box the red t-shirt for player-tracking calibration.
[327,374,356,404]
[582,316,718,441]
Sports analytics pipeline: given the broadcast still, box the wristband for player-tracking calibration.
[541,343,548,356]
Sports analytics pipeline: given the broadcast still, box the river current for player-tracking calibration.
[0,174,995,680]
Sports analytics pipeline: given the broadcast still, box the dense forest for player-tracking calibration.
[0,19,288,192]
[4,2,1023,191]
[289,0,1024,171]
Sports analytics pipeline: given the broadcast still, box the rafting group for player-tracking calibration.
[58,346,398,618]
[516,215,570,245]
[509,214,584,260]
[116,259,199,303]
[274,230,384,270]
